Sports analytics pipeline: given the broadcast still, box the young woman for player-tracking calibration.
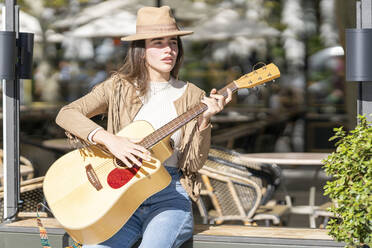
[56,6,232,248]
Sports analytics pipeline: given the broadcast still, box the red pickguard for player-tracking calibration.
[107,165,140,189]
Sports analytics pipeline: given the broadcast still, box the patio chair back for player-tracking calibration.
[208,146,282,204]
[0,177,46,222]
[0,149,35,186]
[199,162,262,224]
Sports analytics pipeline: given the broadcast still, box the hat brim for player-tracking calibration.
[121,30,193,41]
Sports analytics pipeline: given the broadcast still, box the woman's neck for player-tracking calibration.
[148,69,170,83]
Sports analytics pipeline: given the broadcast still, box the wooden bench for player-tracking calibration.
[0,218,344,248]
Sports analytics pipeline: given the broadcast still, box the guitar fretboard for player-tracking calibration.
[139,82,238,149]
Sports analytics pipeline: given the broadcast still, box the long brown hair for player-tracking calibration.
[112,36,184,98]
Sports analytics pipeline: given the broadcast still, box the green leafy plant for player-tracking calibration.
[323,115,372,247]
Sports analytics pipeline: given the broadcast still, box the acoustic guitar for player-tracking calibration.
[43,63,280,244]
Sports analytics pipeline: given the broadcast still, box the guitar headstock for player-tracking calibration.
[234,63,280,89]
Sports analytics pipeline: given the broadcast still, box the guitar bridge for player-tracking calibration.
[85,164,103,191]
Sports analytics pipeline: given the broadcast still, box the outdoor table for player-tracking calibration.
[239,152,329,182]
[41,138,78,153]
[238,152,329,165]
[239,152,330,228]
[211,113,255,123]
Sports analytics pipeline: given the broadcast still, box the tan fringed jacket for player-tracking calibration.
[55,78,211,201]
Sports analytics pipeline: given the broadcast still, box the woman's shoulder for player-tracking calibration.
[93,74,135,94]
[90,77,113,90]
[173,80,206,105]
[184,81,205,96]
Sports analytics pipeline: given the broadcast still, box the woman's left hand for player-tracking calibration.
[199,88,232,129]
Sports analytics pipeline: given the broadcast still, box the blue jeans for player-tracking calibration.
[83,167,193,248]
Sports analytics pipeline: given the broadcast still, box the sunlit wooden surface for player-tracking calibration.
[195,224,333,240]
[239,152,330,165]
[7,218,333,240]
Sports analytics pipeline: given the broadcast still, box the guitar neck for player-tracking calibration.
[137,63,281,149]
[139,82,239,149]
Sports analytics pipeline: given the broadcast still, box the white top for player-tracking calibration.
[134,77,187,167]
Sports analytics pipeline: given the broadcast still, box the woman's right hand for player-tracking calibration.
[92,129,151,168]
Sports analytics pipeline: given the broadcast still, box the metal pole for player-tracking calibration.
[2,0,20,222]
[156,0,162,7]
[357,0,372,121]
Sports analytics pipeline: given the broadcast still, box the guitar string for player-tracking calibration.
[84,157,138,176]
[93,155,154,172]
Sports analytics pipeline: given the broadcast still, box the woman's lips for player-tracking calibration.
[162,57,174,63]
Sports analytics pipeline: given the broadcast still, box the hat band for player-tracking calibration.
[136,23,179,34]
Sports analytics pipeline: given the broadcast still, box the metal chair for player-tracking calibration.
[0,149,35,186]
[197,148,289,226]
[312,201,335,228]
[208,146,283,205]
[198,163,262,225]
[0,177,47,222]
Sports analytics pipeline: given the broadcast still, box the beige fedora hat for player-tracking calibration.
[121,6,193,41]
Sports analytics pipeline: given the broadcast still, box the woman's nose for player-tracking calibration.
[164,44,172,52]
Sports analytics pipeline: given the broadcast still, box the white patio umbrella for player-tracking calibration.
[0,8,41,37]
[45,29,65,43]
[187,8,280,41]
[66,11,136,38]
[160,0,218,22]
[53,0,136,28]
[212,36,268,61]
[53,0,218,30]
[62,36,94,60]
[309,45,344,70]
[0,7,64,43]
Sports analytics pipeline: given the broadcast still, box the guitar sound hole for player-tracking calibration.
[114,158,126,168]
[114,157,142,168]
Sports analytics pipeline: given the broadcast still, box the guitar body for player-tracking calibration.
[43,120,173,245]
